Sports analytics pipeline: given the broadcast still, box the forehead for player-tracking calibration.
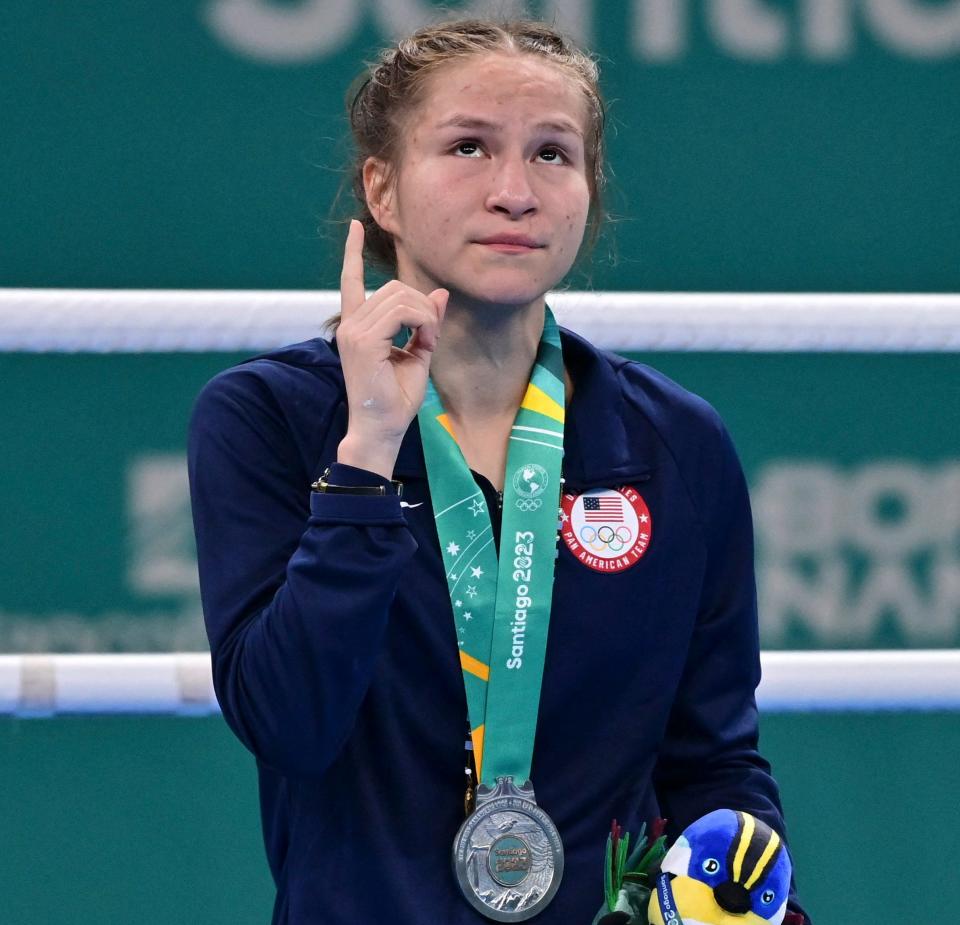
[414,52,587,135]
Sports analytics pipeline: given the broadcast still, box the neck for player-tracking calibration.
[428,299,546,422]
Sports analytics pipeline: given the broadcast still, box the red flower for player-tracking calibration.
[610,818,622,861]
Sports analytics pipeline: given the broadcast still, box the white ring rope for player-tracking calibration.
[0,651,958,716]
[4,294,958,716]
[3,289,960,352]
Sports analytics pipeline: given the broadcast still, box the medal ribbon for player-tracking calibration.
[417,307,565,787]
[655,873,684,924]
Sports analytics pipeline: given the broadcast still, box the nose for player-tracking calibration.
[714,880,752,915]
[485,154,538,218]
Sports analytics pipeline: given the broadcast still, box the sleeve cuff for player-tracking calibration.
[323,462,394,489]
[309,463,404,525]
[309,490,405,525]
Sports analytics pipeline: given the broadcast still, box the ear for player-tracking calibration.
[362,156,398,235]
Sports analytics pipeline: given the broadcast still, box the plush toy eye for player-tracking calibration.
[701,858,720,875]
[761,889,776,904]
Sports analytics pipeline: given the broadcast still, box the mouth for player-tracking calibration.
[476,242,543,254]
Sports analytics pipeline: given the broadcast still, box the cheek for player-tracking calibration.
[421,199,457,239]
[553,198,589,258]
[402,178,458,233]
[558,179,590,223]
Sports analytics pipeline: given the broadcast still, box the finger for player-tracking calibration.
[349,278,408,326]
[396,291,446,353]
[364,304,438,350]
[339,220,367,319]
[402,325,438,364]
[341,300,435,350]
[351,285,443,334]
[405,300,445,357]
[428,288,449,326]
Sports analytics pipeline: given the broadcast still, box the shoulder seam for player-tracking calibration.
[241,337,342,371]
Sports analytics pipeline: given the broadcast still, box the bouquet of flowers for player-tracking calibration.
[591,817,668,925]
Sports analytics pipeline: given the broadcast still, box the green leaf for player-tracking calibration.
[624,839,648,871]
[604,833,616,911]
[616,832,630,888]
[634,835,668,876]
[623,822,649,870]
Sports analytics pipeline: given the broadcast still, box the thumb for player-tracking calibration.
[429,288,449,321]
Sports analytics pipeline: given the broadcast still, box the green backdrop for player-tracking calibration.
[4,710,960,925]
[3,1,959,921]
[3,349,958,653]
[1,1,958,292]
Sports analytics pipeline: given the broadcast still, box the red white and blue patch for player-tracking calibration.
[560,487,652,573]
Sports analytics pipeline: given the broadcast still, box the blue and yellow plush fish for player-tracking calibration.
[647,809,792,925]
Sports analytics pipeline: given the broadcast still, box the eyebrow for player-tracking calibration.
[433,115,583,139]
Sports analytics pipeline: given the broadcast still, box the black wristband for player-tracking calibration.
[311,466,403,497]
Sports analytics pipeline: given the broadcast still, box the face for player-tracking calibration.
[365,52,592,310]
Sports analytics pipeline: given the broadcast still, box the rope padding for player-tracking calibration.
[1,651,957,716]
[3,289,960,352]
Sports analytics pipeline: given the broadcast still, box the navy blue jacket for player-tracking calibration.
[188,327,810,924]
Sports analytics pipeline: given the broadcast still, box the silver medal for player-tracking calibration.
[453,776,564,921]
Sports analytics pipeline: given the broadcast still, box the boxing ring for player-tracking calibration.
[2,288,960,717]
[3,287,960,925]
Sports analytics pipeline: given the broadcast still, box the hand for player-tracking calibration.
[335,219,449,479]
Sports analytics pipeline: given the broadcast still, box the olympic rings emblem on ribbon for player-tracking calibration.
[516,498,543,512]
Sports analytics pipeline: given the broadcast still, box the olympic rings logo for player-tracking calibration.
[578,524,633,553]
[516,499,543,512]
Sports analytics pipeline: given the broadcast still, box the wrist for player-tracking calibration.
[336,433,401,481]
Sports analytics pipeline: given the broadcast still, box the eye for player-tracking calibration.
[701,858,720,875]
[761,889,776,904]
[453,139,483,158]
[450,140,569,164]
[536,146,569,164]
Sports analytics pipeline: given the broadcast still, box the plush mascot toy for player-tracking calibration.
[593,810,797,925]
[648,810,792,925]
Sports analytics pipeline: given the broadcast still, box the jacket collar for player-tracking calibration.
[391,326,655,490]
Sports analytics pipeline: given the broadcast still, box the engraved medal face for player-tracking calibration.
[453,778,564,922]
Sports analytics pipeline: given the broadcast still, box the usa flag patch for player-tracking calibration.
[559,487,652,573]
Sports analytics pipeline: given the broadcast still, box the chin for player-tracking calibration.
[461,291,547,311]
[455,274,556,309]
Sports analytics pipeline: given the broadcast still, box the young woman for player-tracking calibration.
[188,17,811,925]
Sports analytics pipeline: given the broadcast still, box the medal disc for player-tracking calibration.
[452,777,564,922]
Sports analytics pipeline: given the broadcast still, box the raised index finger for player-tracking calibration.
[339,219,367,318]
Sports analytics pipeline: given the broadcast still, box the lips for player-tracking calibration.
[480,242,540,254]
[475,234,543,248]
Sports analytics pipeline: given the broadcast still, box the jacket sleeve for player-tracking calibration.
[187,367,418,778]
[651,416,812,925]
